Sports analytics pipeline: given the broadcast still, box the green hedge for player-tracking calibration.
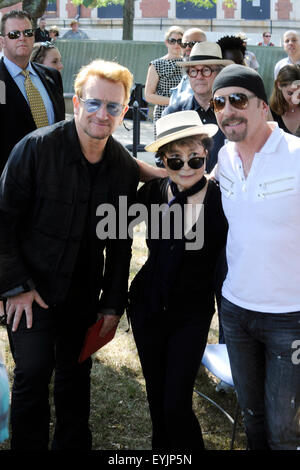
[56,40,286,101]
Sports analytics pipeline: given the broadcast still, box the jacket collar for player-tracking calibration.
[63,118,118,168]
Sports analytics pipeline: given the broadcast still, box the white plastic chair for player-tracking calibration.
[194,343,240,450]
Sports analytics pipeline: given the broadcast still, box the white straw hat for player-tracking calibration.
[178,41,234,67]
[145,110,218,153]
[235,32,248,42]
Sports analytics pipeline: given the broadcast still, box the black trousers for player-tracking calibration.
[130,306,213,451]
[6,294,96,450]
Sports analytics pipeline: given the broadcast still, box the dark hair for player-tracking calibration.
[270,64,300,115]
[217,35,246,58]
[30,41,56,64]
[155,134,213,161]
[1,10,32,36]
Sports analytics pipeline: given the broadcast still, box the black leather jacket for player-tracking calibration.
[0,119,139,313]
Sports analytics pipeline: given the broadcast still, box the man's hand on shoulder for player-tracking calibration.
[136,159,167,182]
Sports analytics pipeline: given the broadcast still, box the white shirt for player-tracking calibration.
[274,56,300,78]
[169,74,192,106]
[214,124,300,313]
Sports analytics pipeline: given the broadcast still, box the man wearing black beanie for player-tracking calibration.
[211,63,300,450]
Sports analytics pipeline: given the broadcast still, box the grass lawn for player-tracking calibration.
[0,223,247,451]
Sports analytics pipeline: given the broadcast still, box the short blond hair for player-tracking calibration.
[74,59,133,104]
[164,25,184,41]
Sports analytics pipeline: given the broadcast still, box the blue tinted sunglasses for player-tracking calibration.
[79,98,125,116]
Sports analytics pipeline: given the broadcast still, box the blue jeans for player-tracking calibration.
[221,297,300,450]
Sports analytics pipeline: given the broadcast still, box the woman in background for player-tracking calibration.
[30,42,63,73]
[269,64,300,135]
[49,25,60,42]
[145,26,184,138]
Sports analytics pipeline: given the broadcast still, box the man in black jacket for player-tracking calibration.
[0,58,140,450]
[0,10,65,174]
[34,17,50,42]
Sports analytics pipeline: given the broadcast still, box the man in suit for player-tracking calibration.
[0,10,65,174]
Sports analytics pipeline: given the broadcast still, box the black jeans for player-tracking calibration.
[6,297,96,450]
[130,306,213,451]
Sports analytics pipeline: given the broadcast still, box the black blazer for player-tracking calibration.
[34,28,50,42]
[0,57,65,173]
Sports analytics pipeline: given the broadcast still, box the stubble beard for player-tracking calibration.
[220,117,248,142]
[84,120,112,141]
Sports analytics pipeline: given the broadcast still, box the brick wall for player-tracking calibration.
[140,0,170,18]
[275,0,293,19]
[222,0,237,19]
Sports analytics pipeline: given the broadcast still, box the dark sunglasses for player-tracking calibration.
[79,98,125,116]
[264,35,271,38]
[3,29,34,40]
[211,93,256,113]
[181,41,198,49]
[166,157,205,171]
[167,38,182,45]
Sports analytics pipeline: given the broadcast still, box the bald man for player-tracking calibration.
[169,27,207,106]
[274,30,300,78]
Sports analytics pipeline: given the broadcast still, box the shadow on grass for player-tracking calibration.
[0,318,247,452]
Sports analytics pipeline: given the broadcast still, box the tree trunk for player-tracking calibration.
[122,0,134,41]
[22,0,48,27]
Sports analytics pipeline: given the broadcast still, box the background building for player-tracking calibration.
[1,0,300,45]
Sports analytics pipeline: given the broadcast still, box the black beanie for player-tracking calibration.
[212,64,268,104]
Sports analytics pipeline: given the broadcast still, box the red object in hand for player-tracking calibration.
[78,317,117,363]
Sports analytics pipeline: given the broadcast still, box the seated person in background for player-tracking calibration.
[258,31,274,47]
[128,110,228,451]
[62,20,89,40]
[269,64,300,135]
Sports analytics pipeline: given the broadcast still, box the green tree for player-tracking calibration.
[71,0,134,40]
[177,0,252,8]
[69,0,245,41]
[176,0,236,7]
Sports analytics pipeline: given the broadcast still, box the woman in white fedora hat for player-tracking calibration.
[128,110,228,451]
